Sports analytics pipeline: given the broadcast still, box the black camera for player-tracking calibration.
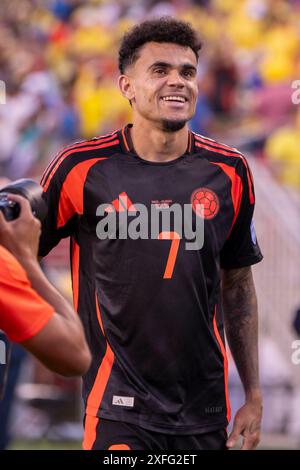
[0,179,47,222]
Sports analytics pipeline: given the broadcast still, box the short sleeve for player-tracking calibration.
[39,150,81,257]
[39,138,114,257]
[220,158,263,270]
[0,248,54,343]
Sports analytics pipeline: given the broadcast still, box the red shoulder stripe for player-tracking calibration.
[194,134,241,155]
[41,133,118,187]
[42,139,118,192]
[195,141,254,204]
[57,157,107,228]
[195,141,242,158]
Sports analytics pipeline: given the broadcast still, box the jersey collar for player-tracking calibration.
[119,123,195,156]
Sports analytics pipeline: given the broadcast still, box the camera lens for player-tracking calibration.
[0,196,20,221]
[0,179,47,222]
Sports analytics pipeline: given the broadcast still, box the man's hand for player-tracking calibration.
[0,194,41,263]
[227,395,262,450]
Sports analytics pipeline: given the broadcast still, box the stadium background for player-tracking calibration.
[0,0,300,450]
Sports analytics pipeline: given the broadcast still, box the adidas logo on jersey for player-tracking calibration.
[112,395,135,407]
[104,192,137,214]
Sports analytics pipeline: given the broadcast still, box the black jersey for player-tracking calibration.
[39,124,262,435]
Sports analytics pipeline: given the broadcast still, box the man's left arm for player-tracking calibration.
[222,265,262,450]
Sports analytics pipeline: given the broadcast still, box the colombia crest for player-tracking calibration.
[191,188,219,219]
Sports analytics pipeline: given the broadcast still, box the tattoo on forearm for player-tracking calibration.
[221,267,260,394]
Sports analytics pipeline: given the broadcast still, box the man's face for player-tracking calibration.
[119,42,199,131]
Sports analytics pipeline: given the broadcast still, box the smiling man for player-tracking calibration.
[39,17,263,450]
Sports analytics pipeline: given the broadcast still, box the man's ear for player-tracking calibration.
[118,74,135,102]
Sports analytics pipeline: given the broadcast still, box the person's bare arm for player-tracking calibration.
[221,266,262,450]
[20,259,91,376]
[0,195,91,376]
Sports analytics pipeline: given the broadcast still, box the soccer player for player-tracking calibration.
[0,194,91,376]
[39,17,263,450]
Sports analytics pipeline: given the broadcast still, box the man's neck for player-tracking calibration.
[129,118,189,163]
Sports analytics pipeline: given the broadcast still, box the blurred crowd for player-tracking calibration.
[0,0,300,188]
[1,0,300,448]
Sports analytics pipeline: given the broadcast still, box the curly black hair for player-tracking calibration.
[118,17,202,74]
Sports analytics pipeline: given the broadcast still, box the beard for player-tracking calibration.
[161,119,186,133]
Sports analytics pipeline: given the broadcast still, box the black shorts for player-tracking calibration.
[83,416,227,450]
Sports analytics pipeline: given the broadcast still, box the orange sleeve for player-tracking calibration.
[0,247,54,343]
